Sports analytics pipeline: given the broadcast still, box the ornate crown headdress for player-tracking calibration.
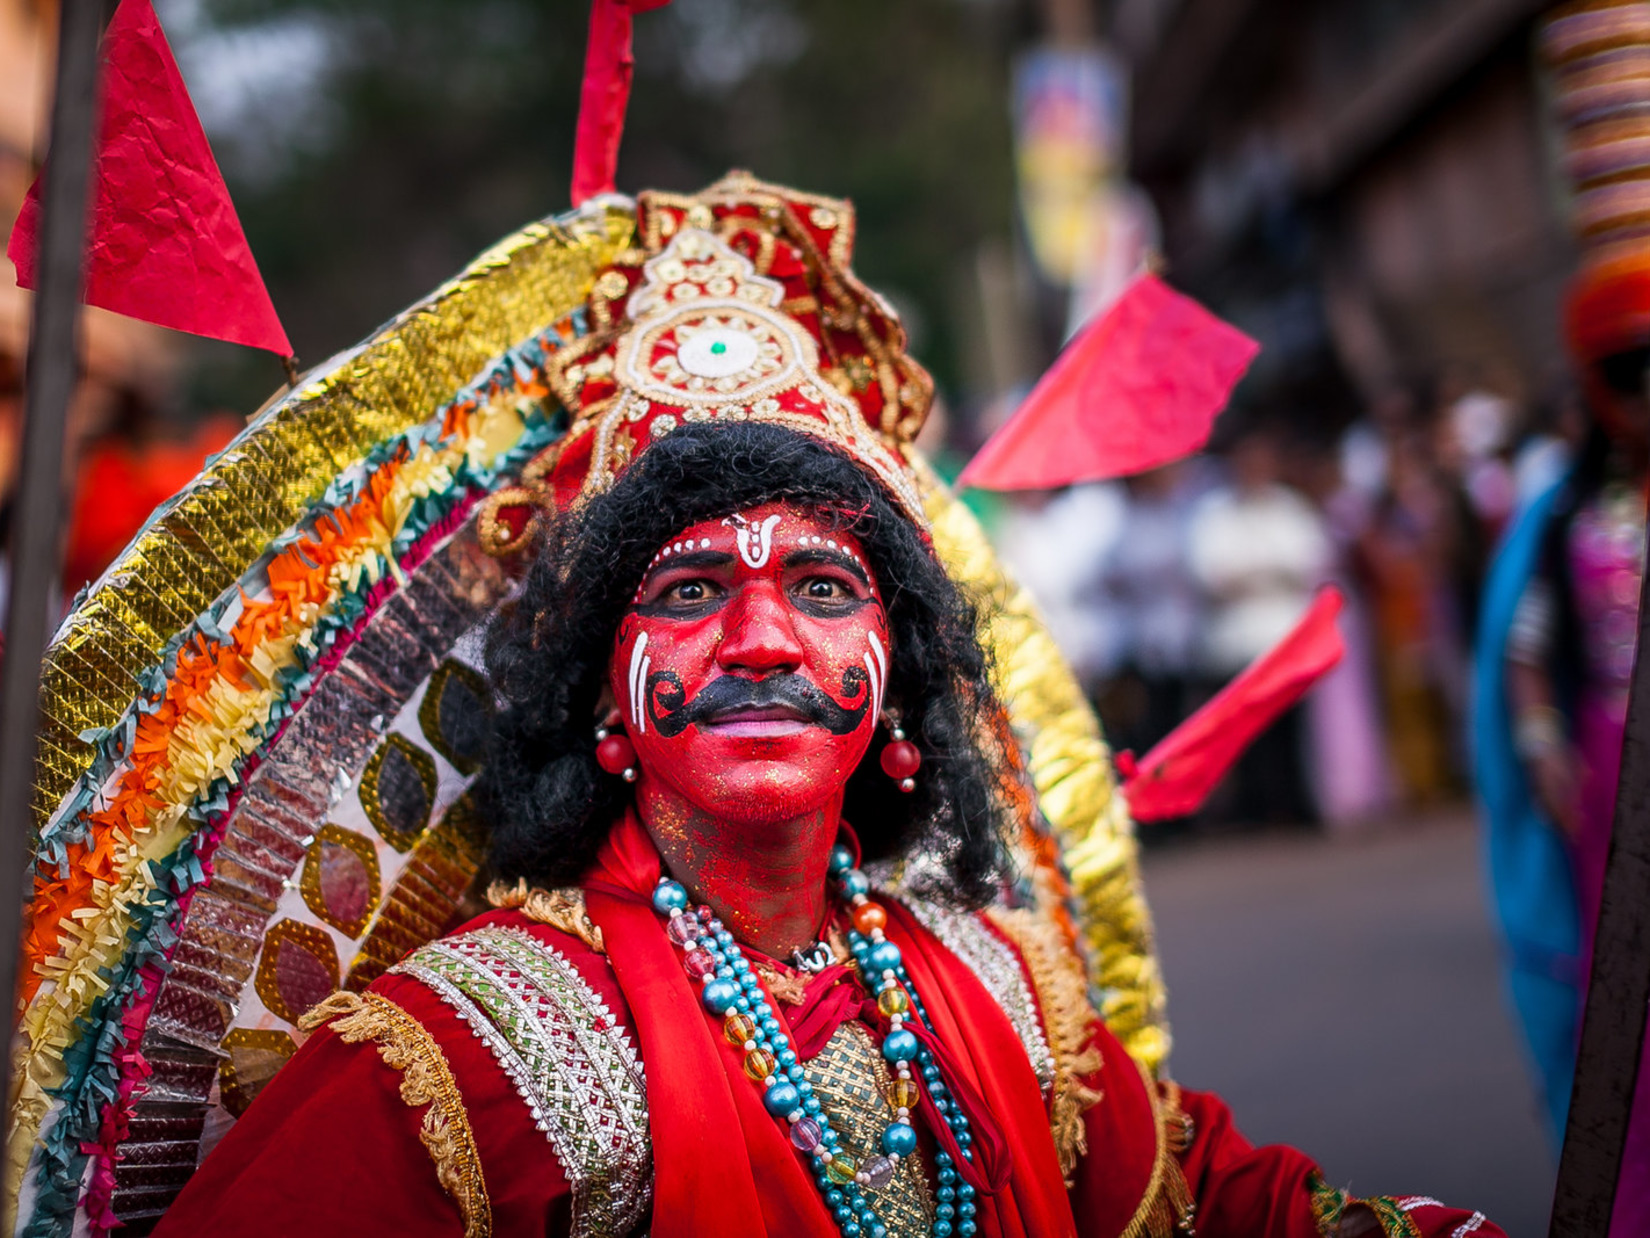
[480,172,935,553]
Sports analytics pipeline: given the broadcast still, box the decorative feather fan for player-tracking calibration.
[8,200,1166,1237]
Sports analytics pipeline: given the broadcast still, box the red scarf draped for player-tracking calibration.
[580,811,1077,1237]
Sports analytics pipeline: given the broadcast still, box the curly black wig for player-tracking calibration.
[482,420,1013,906]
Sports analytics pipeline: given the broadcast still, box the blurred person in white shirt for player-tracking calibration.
[1188,426,1331,824]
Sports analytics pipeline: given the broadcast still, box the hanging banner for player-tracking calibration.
[1011,45,1128,287]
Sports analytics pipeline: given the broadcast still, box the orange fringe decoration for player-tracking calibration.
[21,454,408,1005]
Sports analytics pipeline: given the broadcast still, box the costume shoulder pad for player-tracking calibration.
[395,921,652,1238]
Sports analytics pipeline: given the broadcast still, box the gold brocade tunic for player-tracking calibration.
[803,1022,936,1236]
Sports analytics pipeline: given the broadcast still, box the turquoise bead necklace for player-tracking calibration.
[652,844,979,1237]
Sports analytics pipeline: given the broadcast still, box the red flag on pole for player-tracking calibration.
[958,274,1258,490]
[6,0,291,356]
[1119,587,1345,821]
[570,0,674,206]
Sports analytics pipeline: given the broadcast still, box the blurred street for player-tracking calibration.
[1142,812,1554,1236]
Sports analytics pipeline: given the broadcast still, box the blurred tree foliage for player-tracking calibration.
[176,0,1019,417]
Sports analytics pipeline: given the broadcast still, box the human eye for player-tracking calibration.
[801,577,848,600]
[792,573,864,613]
[662,578,720,607]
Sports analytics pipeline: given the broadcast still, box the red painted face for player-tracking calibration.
[610,502,890,826]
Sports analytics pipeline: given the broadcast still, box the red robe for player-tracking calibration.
[156,817,1503,1238]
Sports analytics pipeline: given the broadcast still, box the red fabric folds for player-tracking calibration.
[581,813,825,1236]
[772,962,1013,1195]
[879,899,1077,1238]
[957,274,1258,491]
[1121,586,1345,821]
[1567,250,1650,364]
[578,812,1079,1236]
[781,963,860,1059]
[7,0,290,355]
[570,0,673,205]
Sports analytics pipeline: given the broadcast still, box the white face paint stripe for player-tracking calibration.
[866,632,887,715]
[863,652,882,715]
[628,631,649,732]
[637,655,652,732]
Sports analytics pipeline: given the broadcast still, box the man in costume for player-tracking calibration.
[144,177,1502,1238]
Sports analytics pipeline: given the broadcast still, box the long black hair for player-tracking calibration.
[482,420,1011,905]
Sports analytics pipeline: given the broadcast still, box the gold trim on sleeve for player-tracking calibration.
[1119,1061,1198,1238]
[1308,1173,1425,1238]
[301,992,492,1238]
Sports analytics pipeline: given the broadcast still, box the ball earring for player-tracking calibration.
[595,726,638,782]
[879,715,920,793]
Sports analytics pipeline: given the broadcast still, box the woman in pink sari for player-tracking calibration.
[1479,251,1650,1232]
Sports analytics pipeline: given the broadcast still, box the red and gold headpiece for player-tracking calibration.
[501,172,934,539]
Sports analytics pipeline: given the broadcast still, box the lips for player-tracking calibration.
[701,703,815,737]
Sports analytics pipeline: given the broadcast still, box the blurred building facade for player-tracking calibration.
[1112,0,1572,420]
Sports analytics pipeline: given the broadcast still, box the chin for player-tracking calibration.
[683,755,862,827]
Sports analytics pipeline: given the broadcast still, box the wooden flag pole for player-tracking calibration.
[1549,493,1650,1232]
[0,0,104,1041]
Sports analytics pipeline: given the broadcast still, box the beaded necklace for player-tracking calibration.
[652,844,979,1238]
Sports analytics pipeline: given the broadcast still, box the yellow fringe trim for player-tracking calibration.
[485,880,605,954]
[302,992,491,1238]
[986,905,1105,1183]
[1119,1061,1198,1238]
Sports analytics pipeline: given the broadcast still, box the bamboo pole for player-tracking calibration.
[1550,465,1650,1231]
[0,0,104,1044]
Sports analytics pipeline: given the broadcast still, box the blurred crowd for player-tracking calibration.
[991,373,1583,835]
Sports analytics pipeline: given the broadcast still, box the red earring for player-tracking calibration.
[595,727,638,783]
[880,717,920,793]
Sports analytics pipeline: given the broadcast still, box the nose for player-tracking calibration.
[716,582,804,677]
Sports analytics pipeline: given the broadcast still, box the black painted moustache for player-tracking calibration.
[645,669,870,738]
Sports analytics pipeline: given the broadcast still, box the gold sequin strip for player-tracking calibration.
[34,203,635,829]
[394,926,650,1238]
[920,466,1171,1076]
[301,992,492,1238]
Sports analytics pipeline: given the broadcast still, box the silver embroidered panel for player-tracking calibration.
[395,925,651,1237]
[893,894,1057,1095]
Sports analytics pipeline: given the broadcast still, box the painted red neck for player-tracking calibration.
[635,775,841,959]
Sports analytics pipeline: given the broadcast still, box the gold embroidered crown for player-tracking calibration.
[485,172,935,551]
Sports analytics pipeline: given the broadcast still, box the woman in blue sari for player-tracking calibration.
[1475,252,1650,1230]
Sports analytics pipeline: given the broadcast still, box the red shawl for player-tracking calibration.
[580,812,1078,1237]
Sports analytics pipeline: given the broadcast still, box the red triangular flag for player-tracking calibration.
[7,0,290,355]
[958,274,1257,490]
[571,0,674,206]
[1120,587,1345,821]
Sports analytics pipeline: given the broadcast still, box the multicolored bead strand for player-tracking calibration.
[832,846,978,1238]
[653,849,979,1238]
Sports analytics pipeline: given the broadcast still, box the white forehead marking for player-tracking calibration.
[628,631,650,733]
[723,511,782,569]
